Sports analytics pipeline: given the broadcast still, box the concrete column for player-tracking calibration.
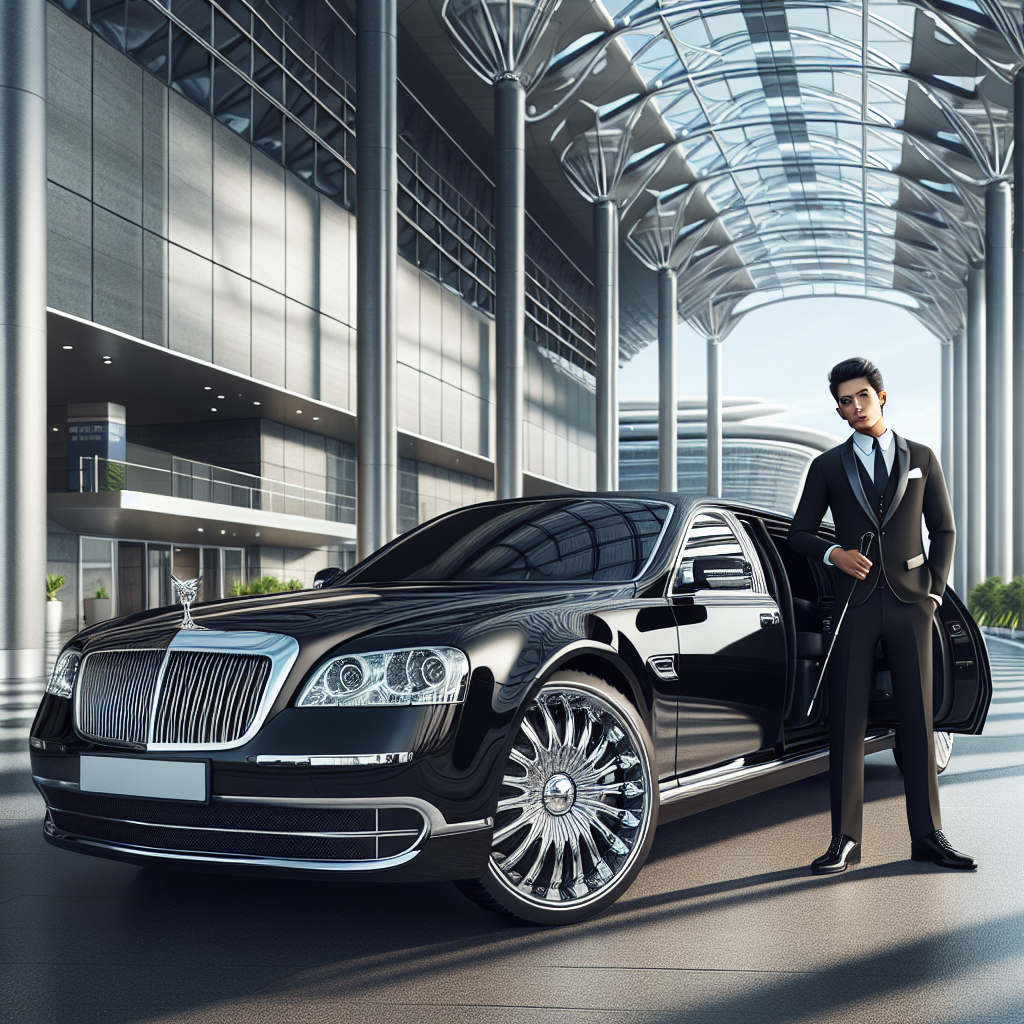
[355,0,397,558]
[1013,69,1024,576]
[707,336,723,497]
[594,199,619,491]
[0,0,47,681]
[953,327,968,597]
[657,268,677,492]
[940,336,953,488]
[494,76,525,499]
[985,181,1012,581]
[967,262,986,591]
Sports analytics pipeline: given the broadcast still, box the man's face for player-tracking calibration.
[835,376,886,434]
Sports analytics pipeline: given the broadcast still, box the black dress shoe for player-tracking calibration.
[811,834,861,874]
[911,830,977,871]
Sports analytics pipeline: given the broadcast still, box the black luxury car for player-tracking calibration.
[30,495,992,924]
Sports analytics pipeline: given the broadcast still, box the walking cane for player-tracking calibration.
[806,530,876,717]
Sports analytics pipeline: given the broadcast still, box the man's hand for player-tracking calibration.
[830,548,873,579]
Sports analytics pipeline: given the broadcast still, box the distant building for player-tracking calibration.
[619,399,842,515]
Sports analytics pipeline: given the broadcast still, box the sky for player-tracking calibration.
[618,296,943,455]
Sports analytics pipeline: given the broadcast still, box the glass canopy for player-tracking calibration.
[527,0,1017,343]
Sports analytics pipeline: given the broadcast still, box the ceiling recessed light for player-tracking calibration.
[62,345,73,350]
[312,416,320,421]
[211,407,218,412]
[296,409,302,414]
[220,530,226,535]
[253,401,261,406]
[204,386,212,391]
[255,531,260,537]
[217,395,225,399]
[52,427,58,432]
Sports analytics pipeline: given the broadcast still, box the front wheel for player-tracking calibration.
[893,730,953,775]
[455,673,657,925]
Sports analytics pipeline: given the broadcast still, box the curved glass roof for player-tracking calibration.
[525,0,1017,344]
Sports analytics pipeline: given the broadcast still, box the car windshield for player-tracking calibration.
[345,499,671,584]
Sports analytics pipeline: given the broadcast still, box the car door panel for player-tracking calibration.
[628,600,681,781]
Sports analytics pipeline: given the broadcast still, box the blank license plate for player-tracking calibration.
[79,756,208,802]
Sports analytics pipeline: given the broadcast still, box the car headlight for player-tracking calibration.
[46,650,81,699]
[297,647,469,707]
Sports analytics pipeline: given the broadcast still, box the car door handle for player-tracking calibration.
[760,612,780,628]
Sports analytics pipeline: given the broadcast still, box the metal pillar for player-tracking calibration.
[707,336,723,497]
[657,268,678,492]
[985,181,1012,581]
[967,263,986,591]
[594,199,619,491]
[940,336,953,487]
[355,0,397,558]
[0,0,47,680]
[494,77,525,499]
[1014,68,1024,576]
[953,327,968,597]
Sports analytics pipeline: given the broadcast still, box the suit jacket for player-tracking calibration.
[787,432,955,606]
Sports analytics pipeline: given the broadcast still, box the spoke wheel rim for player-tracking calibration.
[490,685,652,910]
[934,731,953,771]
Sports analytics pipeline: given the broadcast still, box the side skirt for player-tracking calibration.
[658,730,896,824]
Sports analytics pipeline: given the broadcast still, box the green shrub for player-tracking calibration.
[229,575,304,596]
[968,575,1024,630]
[46,574,66,601]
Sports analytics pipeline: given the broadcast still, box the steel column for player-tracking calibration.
[940,336,954,487]
[594,200,619,491]
[0,0,47,680]
[1014,69,1024,576]
[657,268,677,493]
[953,327,968,597]
[967,263,986,592]
[707,336,723,497]
[355,0,397,558]
[985,181,1012,581]
[494,77,525,499]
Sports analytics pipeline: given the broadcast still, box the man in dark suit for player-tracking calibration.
[788,357,976,873]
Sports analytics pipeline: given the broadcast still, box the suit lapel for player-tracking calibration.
[841,437,878,526]
[881,433,910,527]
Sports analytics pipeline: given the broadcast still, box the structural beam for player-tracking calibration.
[707,337,723,497]
[594,199,619,491]
[985,182,1012,581]
[940,336,953,489]
[1014,68,1024,576]
[953,326,968,597]
[493,77,526,500]
[355,0,397,558]
[0,0,47,680]
[657,269,677,493]
[967,262,986,592]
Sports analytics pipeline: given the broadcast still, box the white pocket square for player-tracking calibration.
[907,467,922,479]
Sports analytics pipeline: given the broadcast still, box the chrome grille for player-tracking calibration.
[152,652,271,745]
[76,651,165,746]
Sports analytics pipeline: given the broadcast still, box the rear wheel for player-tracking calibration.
[455,673,657,925]
[893,730,953,775]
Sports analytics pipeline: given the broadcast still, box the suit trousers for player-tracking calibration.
[827,588,942,842]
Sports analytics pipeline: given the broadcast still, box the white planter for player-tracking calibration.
[45,600,63,634]
[83,597,113,626]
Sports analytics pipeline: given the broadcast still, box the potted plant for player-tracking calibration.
[45,574,66,634]
[83,581,113,626]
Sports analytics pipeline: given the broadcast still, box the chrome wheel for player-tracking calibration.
[467,676,655,923]
[893,730,954,775]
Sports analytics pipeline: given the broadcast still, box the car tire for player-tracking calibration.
[893,730,953,775]
[454,672,658,926]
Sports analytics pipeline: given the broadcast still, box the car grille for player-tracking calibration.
[76,649,272,748]
[42,788,426,862]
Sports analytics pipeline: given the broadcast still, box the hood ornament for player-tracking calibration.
[171,575,205,630]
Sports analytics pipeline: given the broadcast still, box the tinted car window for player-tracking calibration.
[347,499,670,584]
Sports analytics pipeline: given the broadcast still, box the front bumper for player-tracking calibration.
[36,778,493,882]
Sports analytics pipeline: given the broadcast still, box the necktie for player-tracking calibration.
[872,436,888,494]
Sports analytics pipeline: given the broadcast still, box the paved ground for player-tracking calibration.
[1,637,1021,1024]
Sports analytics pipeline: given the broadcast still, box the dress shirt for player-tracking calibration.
[823,426,942,606]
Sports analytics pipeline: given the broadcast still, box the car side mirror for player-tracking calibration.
[677,556,752,593]
[313,567,343,590]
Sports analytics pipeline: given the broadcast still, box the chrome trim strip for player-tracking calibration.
[648,656,677,681]
[44,818,423,873]
[212,794,493,838]
[659,730,896,805]
[254,752,414,767]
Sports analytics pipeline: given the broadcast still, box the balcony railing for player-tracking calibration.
[76,456,355,525]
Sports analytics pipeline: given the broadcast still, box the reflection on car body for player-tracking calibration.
[30,495,992,924]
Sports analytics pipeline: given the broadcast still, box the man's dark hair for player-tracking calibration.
[828,357,884,402]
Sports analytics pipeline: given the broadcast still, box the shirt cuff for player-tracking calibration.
[928,593,943,606]
[824,544,840,565]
